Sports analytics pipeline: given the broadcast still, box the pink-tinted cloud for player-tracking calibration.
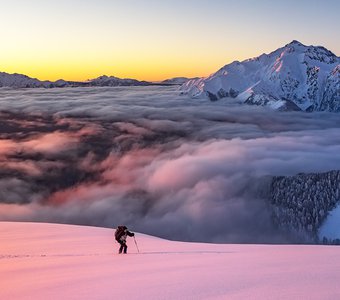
[0,140,17,156]
[0,87,340,243]
[21,132,78,154]
[0,160,42,176]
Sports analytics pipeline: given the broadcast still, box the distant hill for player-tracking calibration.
[161,77,198,85]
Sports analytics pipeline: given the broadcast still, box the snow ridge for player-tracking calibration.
[182,40,340,112]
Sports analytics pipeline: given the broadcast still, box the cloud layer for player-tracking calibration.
[1,86,340,243]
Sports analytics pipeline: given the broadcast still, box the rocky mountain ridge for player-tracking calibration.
[182,41,339,112]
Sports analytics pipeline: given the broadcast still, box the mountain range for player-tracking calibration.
[0,72,153,88]
[182,40,339,112]
[0,72,198,88]
[1,40,339,112]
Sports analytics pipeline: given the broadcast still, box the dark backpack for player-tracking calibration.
[115,226,126,241]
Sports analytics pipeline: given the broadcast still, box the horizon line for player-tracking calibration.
[2,39,338,83]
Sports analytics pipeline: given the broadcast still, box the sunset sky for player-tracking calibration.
[1,0,339,81]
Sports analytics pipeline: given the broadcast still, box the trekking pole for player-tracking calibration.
[133,236,140,253]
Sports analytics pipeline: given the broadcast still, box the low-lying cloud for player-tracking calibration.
[1,86,340,243]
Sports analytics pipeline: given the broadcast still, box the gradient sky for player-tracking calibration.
[1,0,339,81]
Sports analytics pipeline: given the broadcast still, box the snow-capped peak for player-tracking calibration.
[182,41,339,112]
[287,39,304,46]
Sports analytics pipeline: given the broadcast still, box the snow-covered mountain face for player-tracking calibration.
[182,41,340,112]
[0,73,149,88]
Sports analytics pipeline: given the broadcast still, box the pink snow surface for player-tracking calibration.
[1,222,340,300]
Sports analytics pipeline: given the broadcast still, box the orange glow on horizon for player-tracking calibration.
[0,55,233,82]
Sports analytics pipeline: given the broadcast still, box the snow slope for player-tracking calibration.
[319,203,340,241]
[1,222,340,300]
[182,41,339,111]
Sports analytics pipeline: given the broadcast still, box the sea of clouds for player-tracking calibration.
[1,86,340,243]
